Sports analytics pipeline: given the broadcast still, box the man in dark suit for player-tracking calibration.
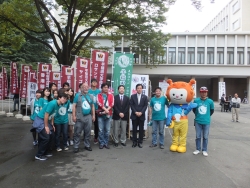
[130,84,148,148]
[112,85,129,147]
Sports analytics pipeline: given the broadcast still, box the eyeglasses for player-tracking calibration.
[200,87,208,91]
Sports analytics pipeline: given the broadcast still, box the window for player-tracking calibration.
[225,16,228,30]
[197,47,205,64]
[233,19,240,30]
[207,47,214,64]
[132,47,139,64]
[178,47,185,64]
[237,47,244,65]
[152,48,166,64]
[247,48,250,65]
[227,47,234,65]
[187,47,195,64]
[168,47,176,64]
[217,47,224,64]
[232,1,240,13]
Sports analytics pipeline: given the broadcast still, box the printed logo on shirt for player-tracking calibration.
[58,107,67,115]
[198,105,207,115]
[35,106,39,114]
[154,102,161,111]
[82,101,90,110]
[68,103,72,112]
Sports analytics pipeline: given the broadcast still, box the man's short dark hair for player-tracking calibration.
[36,90,42,94]
[79,83,83,88]
[118,85,125,90]
[91,78,98,83]
[58,91,68,99]
[154,87,162,92]
[101,83,109,89]
[136,84,143,89]
[62,82,70,87]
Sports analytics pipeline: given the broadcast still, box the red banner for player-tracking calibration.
[3,67,8,97]
[61,66,74,90]
[10,62,19,94]
[37,63,52,90]
[49,71,61,89]
[91,50,109,88]
[30,70,37,83]
[0,71,3,100]
[20,65,32,98]
[76,57,90,87]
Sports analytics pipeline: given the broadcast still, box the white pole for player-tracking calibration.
[15,64,23,118]
[6,63,13,117]
[23,67,30,121]
[111,48,115,92]
[0,65,5,115]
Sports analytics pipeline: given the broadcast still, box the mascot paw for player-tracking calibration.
[168,121,175,128]
[177,146,186,153]
[170,145,178,152]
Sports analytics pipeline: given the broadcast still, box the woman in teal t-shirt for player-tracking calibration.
[67,88,75,146]
[38,87,52,110]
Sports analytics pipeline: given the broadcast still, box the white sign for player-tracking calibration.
[130,74,149,130]
[27,82,38,105]
[159,80,169,96]
[218,82,226,100]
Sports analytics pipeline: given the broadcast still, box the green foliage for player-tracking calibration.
[0,0,215,66]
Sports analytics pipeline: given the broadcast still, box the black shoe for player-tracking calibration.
[35,155,47,161]
[114,143,118,147]
[85,146,92,151]
[138,143,143,148]
[104,145,110,149]
[121,143,126,147]
[74,148,79,153]
[149,144,157,148]
[132,143,137,148]
[44,153,53,157]
[99,145,104,149]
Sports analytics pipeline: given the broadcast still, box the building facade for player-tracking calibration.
[202,0,250,32]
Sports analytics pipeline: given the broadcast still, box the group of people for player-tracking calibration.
[220,93,241,122]
[30,78,214,160]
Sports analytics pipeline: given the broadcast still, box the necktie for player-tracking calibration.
[138,94,140,104]
[120,95,123,104]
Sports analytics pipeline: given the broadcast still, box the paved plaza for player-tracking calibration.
[0,101,250,188]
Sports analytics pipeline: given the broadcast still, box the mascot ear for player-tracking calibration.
[189,79,196,86]
[167,79,173,86]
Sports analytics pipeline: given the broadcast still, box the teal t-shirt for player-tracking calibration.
[54,100,70,124]
[37,100,60,119]
[194,97,214,125]
[30,99,40,121]
[68,102,73,114]
[150,96,169,121]
[73,93,93,115]
[38,98,49,110]
[88,88,100,110]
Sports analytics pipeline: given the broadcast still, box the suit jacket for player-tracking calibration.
[130,93,148,120]
[113,94,130,120]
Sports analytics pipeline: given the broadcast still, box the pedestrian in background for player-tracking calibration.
[231,93,241,122]
[12,93,19,112]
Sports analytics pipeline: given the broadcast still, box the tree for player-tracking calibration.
[0,0,215,66]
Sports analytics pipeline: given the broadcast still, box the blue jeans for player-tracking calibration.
[98,117,111,146]
[152,120,165,145]
[195,122,210,152]
[55,123,68,148]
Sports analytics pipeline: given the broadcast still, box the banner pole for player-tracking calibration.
[90,48,93,88]
[0,65,5,115]
[111,48,115,92]
[15,64,23,118]
[5,63,13,117]
[23,67,30,121]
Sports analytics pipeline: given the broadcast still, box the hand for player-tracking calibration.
[92,116,95,122]
[105,109,109,114]
[119,113,124,118]
[45,126,50,134]
[138,112,142,117]
[73,116,76,122]
[52,125,55,132]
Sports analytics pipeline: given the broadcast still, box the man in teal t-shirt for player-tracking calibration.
[193,86,214,157]
[88,78,101,144]
[149,87,169,149]
[72,83,95,153]
[32,92,68,161]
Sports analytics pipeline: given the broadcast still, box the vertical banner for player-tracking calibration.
[37,63,52,90]
[113,53,133,96]
[91,50,109,88]
[218,82,226,100]
[20,65,32,98]
[0,72,3,100]
[29,70,37,83]
[10,62,19,94]
[49,71,61,89]
[27,82,38,105]
[3,67,8,98]
[130,74,149,130]
[61,66,75,89]
[76,57,90,87]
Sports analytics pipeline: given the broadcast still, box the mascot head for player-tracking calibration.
[166,79,196,104]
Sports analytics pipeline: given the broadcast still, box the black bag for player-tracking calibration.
[96,94,108,116]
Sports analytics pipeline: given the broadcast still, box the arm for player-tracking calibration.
[91,104,95,122]
[123,97,130,115]
[140,96,148,114]
[44,112,50,134]
[210,109,214,116]
[184,102,198,115]
[149,106,152,121]
[72,103,77,122]
[130,95,137,114]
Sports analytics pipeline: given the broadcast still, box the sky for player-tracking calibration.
[163,0,231,32]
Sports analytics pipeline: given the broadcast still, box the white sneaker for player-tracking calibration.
[202,151,208,157]
[57,147,62,152]
[193,150,200,155]
[70,140,74,146]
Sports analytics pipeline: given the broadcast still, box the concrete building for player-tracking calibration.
[202,0,250,32]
